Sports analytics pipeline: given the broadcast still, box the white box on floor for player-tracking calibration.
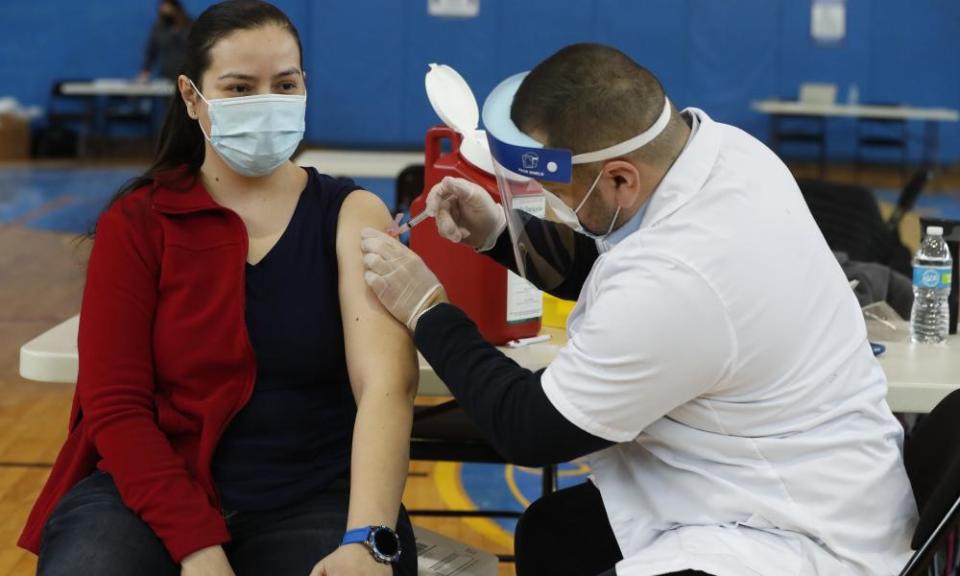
[413,525,499,576]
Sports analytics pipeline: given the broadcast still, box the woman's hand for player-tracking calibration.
[180,545,236,576]
[309,545,392,576]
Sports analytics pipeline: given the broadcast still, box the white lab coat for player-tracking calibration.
[541,109,917,576]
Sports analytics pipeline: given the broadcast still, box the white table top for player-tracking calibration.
[60,79,176,97]
[19,314,960,413]
[751,99,960,122]
[877,338,960,413]
[17,315,560,397]
[19,315,79,384]
[295,150,425,179]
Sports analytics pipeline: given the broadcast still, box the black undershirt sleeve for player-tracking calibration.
[481,211,600,302]
[414,303,614,467]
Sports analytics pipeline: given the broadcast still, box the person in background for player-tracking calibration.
[20,2,417,575]
[139,0,192,82]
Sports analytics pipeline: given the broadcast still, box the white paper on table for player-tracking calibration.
[414,526,498,576]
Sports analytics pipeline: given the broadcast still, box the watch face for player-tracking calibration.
[372,527,400,557]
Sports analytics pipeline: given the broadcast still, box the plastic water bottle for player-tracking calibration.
[910,226,953,343]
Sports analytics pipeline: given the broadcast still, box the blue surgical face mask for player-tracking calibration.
[190,79,306,177]
[545,170,621,247]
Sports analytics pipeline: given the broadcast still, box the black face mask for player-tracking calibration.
[161,13,177,27]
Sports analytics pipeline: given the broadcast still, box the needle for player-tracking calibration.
[393,210,432,235]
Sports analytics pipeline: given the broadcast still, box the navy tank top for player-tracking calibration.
[212,168,361,512]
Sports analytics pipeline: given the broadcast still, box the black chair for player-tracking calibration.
[856,104,910,184]
[395,164,424,216]
[39,80,97,157]
[394,164,424,245]
[409,400,557,563]
[898,389,960,575]
[771,114,828,176]
[411,401,558,503]
[797,166,930,278]
[103,96,156,140]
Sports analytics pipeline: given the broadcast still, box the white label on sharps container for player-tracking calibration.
[506,195,544,324]
[507,270,542,324]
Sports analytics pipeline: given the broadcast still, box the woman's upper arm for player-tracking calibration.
[336,190,418,402]
[79,207,160,426]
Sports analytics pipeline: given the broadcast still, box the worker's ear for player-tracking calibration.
[177,74,201,120]
[603,160,643,210]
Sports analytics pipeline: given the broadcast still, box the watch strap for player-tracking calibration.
[341,527,370,546]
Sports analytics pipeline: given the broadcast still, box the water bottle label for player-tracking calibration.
[913,265,952,289]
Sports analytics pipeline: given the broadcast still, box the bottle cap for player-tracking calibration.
[926,226,944,236]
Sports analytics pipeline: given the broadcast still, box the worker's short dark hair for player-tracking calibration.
[511,43,680,168]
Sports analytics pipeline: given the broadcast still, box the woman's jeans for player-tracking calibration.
[38,470,417,576]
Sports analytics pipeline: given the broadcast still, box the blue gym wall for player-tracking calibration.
[1,0,958,163]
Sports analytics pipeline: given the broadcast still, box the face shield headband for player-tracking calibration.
[481,71,672,185]
[477,71,671,285]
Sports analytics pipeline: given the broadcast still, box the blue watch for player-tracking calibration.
[341,525,402,565]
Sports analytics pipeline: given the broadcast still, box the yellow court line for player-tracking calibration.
[433,461,594,550]
[504,465,531,508]
[506,463,592,510]
[433,462,516,549]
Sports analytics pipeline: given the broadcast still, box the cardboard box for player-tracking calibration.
[0,113,31,160]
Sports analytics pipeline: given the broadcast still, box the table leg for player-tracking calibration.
[770,114,780,155]
[923,120,939,166]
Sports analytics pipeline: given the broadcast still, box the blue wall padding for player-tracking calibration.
[1,0,958,162]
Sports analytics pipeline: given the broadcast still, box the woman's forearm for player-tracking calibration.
[345,391,415,530]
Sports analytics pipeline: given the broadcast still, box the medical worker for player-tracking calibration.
[360,44,917,576]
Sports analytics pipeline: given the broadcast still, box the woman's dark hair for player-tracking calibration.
[95,0,303,231]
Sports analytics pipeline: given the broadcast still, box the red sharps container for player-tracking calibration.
[409,64,542,345]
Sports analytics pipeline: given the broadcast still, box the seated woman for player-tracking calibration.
[18,2,418,575]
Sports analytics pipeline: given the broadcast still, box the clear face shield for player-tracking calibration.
[486,129,580,290]
[481,71,672,289]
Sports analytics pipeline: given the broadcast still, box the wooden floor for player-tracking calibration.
[0,226,87,575]
[1,158,958,575]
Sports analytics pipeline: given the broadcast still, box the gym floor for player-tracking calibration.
[1,153,959,575]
